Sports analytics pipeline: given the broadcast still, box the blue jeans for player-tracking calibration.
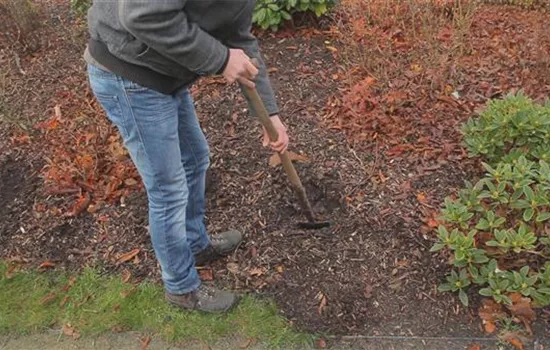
[87,64,210,294]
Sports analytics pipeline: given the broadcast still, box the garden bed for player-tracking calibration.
[1,0,549,346]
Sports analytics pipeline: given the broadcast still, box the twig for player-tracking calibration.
[13,52,26,75]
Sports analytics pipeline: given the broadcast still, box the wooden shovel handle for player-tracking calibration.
[241,84,303,191]
[242,60,316,223]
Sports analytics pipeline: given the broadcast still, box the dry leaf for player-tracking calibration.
[427,218,439,228]
[121,269,132,283]
[484,321,496,333]
[113,304,121,312]
[316,337,327,348]
[275,265,284,273]
[317,293,327,315]
[248,267,265,277]
[4,264,17,279]
[507,296,536,322]
[507,295,536,334]
[39,261,55,269]
[112,326,124,333]
[417,193,427,202]
[479,298,505,321]
[41,293,57,305]
[502,334,524,350]
[467,344,481,350]
[124,178,138,187]
[62,277,77,292]
[199,269,214,281]
[69,192,91,217]
[62,324,81,339]
[117,249,140,264]
[139,336,151,350]
[269,151,309,167]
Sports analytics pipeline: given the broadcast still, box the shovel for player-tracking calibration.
[241,75,330,230]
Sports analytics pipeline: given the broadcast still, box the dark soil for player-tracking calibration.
[0,0,548,345]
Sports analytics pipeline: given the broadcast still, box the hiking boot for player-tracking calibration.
[195,230,243,266]
[165,284,239,313]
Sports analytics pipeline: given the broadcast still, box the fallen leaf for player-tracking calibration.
[508,296,536,322]
[378,170,388,183]
[269,151,309,167]
[39,261,55,270]
[41,293,57,305]
[62,277,77,292]
[317,293,327,315]
[69,192,91,217]
[4,264,17,279]
[484,321,496,333]
[427,218,439,228]
[112,326,124,333]
[248,267,265,277]
[275,265,284,273]
[124,178,138,187]
[199,268,214,281]
[501,333,525,350]
[139,336,151,350]
[417,193,427,202]
[316,337,327,348]
[113,304,121,312]
[62,324,81,339]
[411,64,422,72]
[121,269,132,283]
[117,249,140,264]
[326,45,338,52]
[467,344,481,350]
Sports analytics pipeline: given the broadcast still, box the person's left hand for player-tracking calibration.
[262,115,289,153]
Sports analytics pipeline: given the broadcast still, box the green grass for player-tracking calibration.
[0,262,312,347]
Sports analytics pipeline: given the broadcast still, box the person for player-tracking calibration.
[84,0,289,313]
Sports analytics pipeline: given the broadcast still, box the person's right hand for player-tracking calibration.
[222,49,259,88]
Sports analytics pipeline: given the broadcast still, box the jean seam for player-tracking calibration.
[118,78,176,277]
[179,96,210,251]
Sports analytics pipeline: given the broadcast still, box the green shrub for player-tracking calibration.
[462,91,550,165]
[253,0,336,31]
[432,157,550,307]
[434,93,550,308]
[68,0,334,31]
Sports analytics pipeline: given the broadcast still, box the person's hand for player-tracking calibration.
[262,115,289,153]
[222,49,258,88]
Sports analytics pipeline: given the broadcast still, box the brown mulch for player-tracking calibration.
[1,0,549,341]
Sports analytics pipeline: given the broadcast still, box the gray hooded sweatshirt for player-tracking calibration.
[86,0,279,116]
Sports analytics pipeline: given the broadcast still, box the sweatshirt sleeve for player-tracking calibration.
[118,0,229,76]
[223,12,280,117]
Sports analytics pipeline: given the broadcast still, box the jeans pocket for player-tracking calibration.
[94,93,129,139]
